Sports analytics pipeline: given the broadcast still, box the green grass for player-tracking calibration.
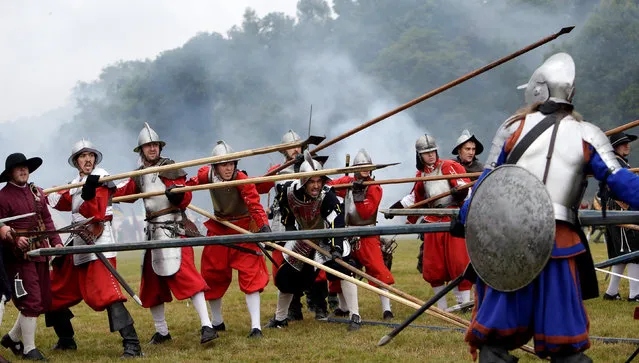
[2,240,637,362]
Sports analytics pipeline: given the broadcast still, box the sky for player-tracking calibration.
[0,0,298,122]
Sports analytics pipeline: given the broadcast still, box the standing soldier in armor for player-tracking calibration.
[452,130,485,176]
[457,53,639,362]
[600,132,639,302]
[114,123,215,345]
[0,153,63,361]
[256,129,331,321]
[266,151,362,331]
[187,140,271,338]
[328,149,395,320]
[45,140,143,358]
[387,135,472,310]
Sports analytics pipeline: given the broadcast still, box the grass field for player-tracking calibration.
[1,239,637,362]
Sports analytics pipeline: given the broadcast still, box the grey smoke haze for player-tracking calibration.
[0,0,605,227]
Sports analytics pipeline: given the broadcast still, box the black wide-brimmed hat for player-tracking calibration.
[0,153,43,183]
[609,132,638,148]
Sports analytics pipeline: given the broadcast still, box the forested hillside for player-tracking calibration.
[37,0,635,184]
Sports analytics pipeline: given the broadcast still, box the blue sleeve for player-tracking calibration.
[459,144,508,224]
[588,147,639,210]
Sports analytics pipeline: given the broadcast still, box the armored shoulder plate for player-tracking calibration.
[485,117,522,168]
[580,122,621,173]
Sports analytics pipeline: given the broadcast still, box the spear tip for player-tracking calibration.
[558,26,575,35]
[377,335,393,347]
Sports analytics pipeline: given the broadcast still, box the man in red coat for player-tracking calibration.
[114,123,215,345]
[188,140,270,338]
[388,134,472,310]
[46,140,142,358]
[0,153,62,361]
[328,149,395,320]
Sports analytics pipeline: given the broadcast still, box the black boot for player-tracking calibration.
[44,308,78,350]
[107,302,142,358]
[119,325,143,359]
[287,294,304,321]
[45,308,77,350]
[327,293,339,312]
[478,345,519,363]
[309,281,328,320]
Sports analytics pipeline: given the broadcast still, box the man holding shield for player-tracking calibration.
[457,53,639,362]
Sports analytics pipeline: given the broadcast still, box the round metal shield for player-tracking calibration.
[466,165,555,291]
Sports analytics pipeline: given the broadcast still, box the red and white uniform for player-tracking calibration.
[47,168,125,311]
[400,159,471,290]
[114,160,208,308]
[188,167,269,299]
[329,176,394,287]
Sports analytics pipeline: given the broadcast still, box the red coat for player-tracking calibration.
[188,167,268,231]
[254,163,281,194]
[328,176,382,221]
[405,159,470,223]
[51,186,112,222]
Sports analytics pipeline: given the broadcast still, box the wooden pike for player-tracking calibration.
[44,135,325,195]
[604,119,639,136]
[113,162,398,203]
[330,172,481,189]
[186,206,464,327]
[407,181,476,209]
[265,26,576,177]
[188,205,535,355]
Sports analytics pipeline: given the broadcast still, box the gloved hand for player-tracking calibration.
[258,225,272,233]
[294,153,305,165]
[165,185,185,206]
[330,245,343,260]
[449,213,466,238]
[81,174,101,201]
[385,200,404,219]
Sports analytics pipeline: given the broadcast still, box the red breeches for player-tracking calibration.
[139,246,209,308]
[353,236,394,287]
[50,255,126,312]
[202,219,268,300]
[422,231,471,290]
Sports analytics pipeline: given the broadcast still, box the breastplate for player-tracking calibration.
[207,170,249,219]
[344,189,377,226]
[139,172,179,223]
[286,186,325,230]
[514,111,587,223]
[422,164,454,207]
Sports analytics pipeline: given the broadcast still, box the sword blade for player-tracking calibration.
[0,212,36,224]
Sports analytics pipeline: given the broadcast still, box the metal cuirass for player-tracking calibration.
[138,169,182,277]
[286,185,325,230]
[344,189,377,226]
[513,112,587,224]
[422,164,454,207]
[207,170,249,218]
[68,168,116,265]
[282,183,327,270]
